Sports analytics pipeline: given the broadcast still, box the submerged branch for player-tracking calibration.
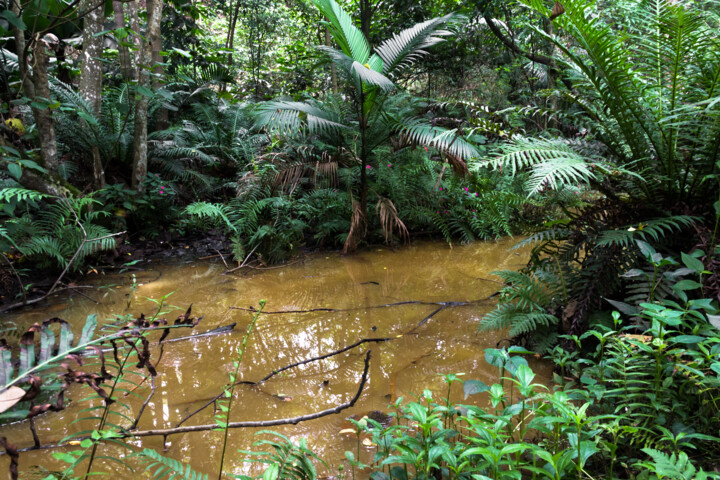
[8,351,372,453]
[176,337,390,426]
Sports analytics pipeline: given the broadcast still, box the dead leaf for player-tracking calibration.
[0,387,27,414]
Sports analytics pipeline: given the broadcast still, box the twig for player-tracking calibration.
[0,286,107,313]
[214,249,229,270]
[61,283,99,304]
[131,375,156,429]
[242,260,302,270]
[224,243,260,274]
[29,417,40,448]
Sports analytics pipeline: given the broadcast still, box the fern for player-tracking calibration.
[133,448,208,480]
[597,216,697,247]
[239,431,324,480]
[184,202,237,233]
[637,449,702,479]
[479,269,561,351]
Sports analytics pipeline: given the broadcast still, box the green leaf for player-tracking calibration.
[136,85,154,97]
[672,280,702,292]
[681,252,704,272]
[463,379,489,399]
[1,9,26,30]
[7,162,21,180]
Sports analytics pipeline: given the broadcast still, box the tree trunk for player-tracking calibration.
[151,1,168,129]
[131,0,162,191]
[359,0,372,42]
[543,19,559,130]
[79,0,105,187]
[30,36,59,174]
[113,0,134,81]
[12,0,33,99]
[226,0,243,66]
[127,0,142,69]
[325,27,338,93]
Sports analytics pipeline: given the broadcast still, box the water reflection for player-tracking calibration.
[0,239,551,478]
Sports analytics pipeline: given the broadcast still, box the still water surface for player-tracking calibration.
[1,239,551,478]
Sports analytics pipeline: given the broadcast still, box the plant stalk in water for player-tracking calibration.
[216,299,266,479]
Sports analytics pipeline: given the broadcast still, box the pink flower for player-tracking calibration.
[464,187,469,192]
[366,165,371,169]
[424,146,428,152]
[474,192,478,197]
[387,163,392,167]
[439,187,443,191]
[159,190,164,195]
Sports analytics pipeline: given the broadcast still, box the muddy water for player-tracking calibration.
[0,239,551,478]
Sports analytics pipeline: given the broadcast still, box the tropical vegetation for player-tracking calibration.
[1,0,719,477]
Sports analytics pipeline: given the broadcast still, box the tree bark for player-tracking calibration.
[150,1,168,129]
[12,0,33,99]
[359,0,372,42]
[325,27,338,93]
[79,0,106,187]
[112,0,134,81]
[131,0,163,191]
[30,36,59,174]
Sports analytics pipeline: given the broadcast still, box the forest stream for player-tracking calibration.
[0,239,552,478]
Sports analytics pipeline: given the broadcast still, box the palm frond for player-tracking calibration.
[312,0,370,63]
[398,119,480,166]
[254,100,350,136]
[375,13,462,75]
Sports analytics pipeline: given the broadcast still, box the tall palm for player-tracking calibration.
[254,0,477,251]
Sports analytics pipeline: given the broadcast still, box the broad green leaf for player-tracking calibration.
[1,9,26,30]
[463,379,489,399]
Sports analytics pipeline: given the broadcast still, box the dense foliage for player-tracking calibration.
[1,0,719,477]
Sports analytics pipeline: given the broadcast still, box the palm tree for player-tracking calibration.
[254,0,478,252]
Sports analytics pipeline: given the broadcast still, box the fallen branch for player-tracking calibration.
[176,337,390,426]
[229,299,487,315]
[8,350,372,453]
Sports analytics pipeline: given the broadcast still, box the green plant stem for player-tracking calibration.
[216,299,265,480]
[85,339,135,477]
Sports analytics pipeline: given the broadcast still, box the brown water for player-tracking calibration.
[0,239,551,478]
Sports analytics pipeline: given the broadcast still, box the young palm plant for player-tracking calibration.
[254,0,478,252]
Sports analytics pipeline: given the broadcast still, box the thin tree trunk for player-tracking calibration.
[226,0,243,66]
[359,0,371,42]
[325,27,338,93]
[30,36,59,174]
[543,19,558,130]
[132,0,162,191]
[113,0,134,81]
[12,0,33,99]
[127,0,142,70]
[150,1,168,129]
[79,0,105,187]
